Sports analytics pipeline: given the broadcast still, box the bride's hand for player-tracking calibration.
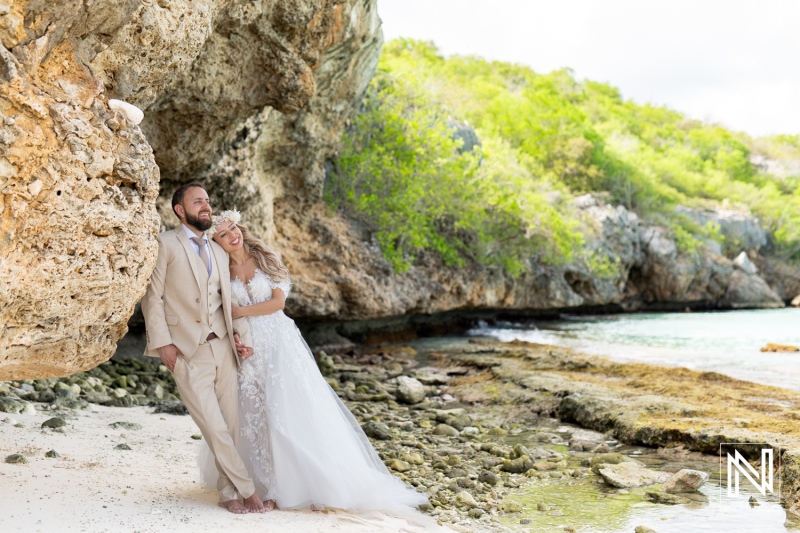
[231,303,243,319]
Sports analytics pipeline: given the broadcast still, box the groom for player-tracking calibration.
[141,181,265,514]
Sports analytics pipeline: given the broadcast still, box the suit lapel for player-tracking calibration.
[176,229,202,287]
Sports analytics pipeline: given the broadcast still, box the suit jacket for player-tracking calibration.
[141,228,251,365]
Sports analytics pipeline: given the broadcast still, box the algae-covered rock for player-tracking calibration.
[362,421,392,440]
[644,491,690,505]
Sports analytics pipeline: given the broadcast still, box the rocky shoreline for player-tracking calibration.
[3,337,799,531]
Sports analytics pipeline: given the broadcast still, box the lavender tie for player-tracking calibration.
[190,237,210,275]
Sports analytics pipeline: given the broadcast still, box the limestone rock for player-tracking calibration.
[2,0,383,379]
[0,41,160,379]
[661,469,709,493]
[733,252,758,275]
[396,376,426,404]
[598,462,670,488]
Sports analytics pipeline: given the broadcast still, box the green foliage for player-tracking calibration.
[327,74,584,274]
[327,39,800,274]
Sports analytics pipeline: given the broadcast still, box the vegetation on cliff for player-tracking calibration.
[327,39,800,274]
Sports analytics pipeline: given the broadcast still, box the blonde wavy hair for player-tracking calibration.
[238,223,290,282]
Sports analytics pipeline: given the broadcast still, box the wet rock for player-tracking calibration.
[531,461,558,472]
[537,502,549,511]
[635,527,658,533]
[45,450,60,458]
[396,376,426,404]
[433,424,459,437]
[487,427,508,437]
[662,469,708,493]
[109,421,142,431]
[41,417,66,429]
[362,421,392,440]
[644,491,689,505]
[592,443,611,453]
[114,444,132,451]
[5,453,27,464]
[598,462,669,488]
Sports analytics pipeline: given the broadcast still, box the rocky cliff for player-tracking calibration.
[1,0,382,378]
[2,1,796,379]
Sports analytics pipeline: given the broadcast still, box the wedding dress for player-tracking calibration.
[200,269,427,512]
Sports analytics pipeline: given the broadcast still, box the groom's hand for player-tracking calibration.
[234,333,254,360]
[158,344,182,372]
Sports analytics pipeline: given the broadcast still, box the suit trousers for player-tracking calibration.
[172,337,255,501]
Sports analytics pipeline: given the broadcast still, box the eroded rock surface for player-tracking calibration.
[0,0,383,378]
[0,17,160,379]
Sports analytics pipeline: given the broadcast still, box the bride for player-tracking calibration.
[200,210,428,513]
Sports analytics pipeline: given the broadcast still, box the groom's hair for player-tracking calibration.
[171,181,206,216]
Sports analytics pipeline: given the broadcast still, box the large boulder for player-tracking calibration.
[0,26,160,379]
[0,0,383,378]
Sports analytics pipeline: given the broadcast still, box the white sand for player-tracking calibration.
[0,405,446,533]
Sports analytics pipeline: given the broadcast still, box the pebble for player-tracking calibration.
[432,424,459,437]
[114,443,132,450]
[361,421,392,440]
[191,434,202,440]
[41,417,66,429]
[45,450,60,458]
[5,453,27,464]
[109,421,142,431]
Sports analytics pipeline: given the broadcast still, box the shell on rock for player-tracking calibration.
[108,99,144,125]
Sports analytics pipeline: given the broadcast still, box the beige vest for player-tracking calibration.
[190,248,228,341]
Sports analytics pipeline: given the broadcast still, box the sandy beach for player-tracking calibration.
[0,405,443,533]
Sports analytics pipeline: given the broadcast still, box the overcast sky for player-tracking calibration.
[378,0,800,138]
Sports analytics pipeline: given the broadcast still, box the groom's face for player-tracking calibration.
[177,187,213,231]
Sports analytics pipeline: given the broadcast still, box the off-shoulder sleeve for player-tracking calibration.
[269,276,292,297]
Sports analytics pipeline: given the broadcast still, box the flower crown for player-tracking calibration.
[206,209,242,236]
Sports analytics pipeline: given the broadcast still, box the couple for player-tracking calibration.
[141,182,427,514]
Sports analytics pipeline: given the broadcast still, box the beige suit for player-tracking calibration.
[141,227,255,501]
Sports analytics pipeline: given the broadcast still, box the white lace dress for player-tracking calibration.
[200,270,427,512]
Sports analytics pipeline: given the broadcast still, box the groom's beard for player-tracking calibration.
[186,211,213,232]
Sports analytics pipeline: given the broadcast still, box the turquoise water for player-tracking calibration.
[469,308,800,391]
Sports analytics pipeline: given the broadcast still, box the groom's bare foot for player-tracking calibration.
[243,493,265,514]
[219,499,248,514]
[263,499,277,511]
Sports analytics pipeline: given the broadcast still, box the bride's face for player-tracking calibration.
[212,221,243,252]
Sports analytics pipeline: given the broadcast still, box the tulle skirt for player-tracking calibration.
[200,311,427,512]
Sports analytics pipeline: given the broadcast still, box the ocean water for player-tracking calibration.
[469,308,800,391]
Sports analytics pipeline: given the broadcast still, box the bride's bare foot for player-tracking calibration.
[263,499,277,511]
[219,499,248,514]
[244,493,265,514]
